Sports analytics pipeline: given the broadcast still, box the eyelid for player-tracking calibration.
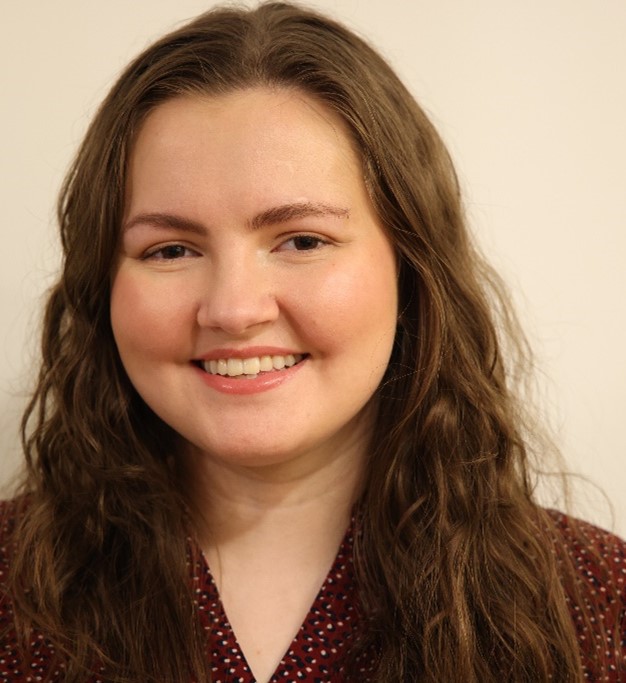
[275,232,331,252]
[142,242,201,260]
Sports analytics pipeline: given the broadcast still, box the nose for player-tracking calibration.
[196,254,280,335]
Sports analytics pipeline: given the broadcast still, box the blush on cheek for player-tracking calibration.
[111,272,191,358]
[301,264,397,346]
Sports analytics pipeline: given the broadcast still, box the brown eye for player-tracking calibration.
[145,244,197,260]
[162,245,188,259]
[277,234,328,252]
[293,236,321,250]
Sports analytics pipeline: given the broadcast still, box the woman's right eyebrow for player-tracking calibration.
[122,212,206,235]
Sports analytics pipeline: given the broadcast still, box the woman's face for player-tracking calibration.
[110,88,398,471]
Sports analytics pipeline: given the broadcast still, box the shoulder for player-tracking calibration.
[0,497,28,577]
[545,509,626,678]
[0,497,24,532]
[0,499,23,677]
[546,509,626,593]
[0,497,64,682]
[0,498,24,577]
[0,496,27,612]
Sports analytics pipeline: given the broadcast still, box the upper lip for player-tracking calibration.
[194,346,305,361]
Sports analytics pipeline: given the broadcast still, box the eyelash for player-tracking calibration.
[276,234,329,252]
[141,233,330,261]
[143,244,198,261]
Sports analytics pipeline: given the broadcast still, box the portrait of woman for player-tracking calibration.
[0,2,624,682]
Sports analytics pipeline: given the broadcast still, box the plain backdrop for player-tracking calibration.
[1,1,624,534]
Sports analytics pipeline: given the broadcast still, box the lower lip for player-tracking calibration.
[193,358,306,395]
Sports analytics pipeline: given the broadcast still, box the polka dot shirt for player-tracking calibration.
[0,503,624,681]
[195,523,372,682]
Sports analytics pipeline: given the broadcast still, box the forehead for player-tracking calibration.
[132,87,359,169]
[125,88,368,221]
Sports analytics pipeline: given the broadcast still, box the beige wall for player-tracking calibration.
[1,1,624,533]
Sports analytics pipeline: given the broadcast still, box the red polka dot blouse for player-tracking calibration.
[1,503,624,681]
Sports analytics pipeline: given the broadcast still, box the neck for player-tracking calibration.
[182,440,366,553]
[182,440,367,683]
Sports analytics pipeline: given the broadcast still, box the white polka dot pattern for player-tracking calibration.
[0,502,624,681]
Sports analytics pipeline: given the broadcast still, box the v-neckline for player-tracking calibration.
[193,519,364,682]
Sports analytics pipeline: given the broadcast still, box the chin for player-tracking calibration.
[183,438,307,470]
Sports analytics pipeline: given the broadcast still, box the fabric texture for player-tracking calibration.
[1,500,624,682]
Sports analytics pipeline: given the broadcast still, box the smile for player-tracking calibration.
[199,354,305,379]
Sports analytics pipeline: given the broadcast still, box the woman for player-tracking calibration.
[1,3,624,682]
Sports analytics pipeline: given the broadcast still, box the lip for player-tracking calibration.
[192,355,306,395]
[195,346,304,361]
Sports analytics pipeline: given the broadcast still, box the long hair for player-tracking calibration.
[6,3,607,681]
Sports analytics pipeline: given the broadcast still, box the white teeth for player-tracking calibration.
[242,357,261,375]
[259,355,273,372]
[227,358,243,376]
[201,354,303,377]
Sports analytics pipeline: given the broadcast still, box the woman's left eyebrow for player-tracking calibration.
[249,202,350,230]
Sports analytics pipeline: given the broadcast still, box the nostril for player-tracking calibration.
[195,287,280,334]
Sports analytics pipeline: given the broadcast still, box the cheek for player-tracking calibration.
[110,270,194,359]
[290,251,398,353]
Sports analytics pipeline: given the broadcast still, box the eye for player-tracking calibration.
[277,234,329,252]
[143,244,198,260]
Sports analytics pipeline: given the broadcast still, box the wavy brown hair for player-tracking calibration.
[5,3,612,681]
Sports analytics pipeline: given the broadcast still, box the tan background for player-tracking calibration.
[1,1,624,533]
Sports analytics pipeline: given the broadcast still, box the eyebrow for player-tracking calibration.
[249,201,350,230]
[122,212,206,235]
[122,201,350,235]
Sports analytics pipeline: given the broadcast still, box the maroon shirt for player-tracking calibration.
[1,502,625,681]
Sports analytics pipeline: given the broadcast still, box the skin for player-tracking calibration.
[110,87,398,681]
